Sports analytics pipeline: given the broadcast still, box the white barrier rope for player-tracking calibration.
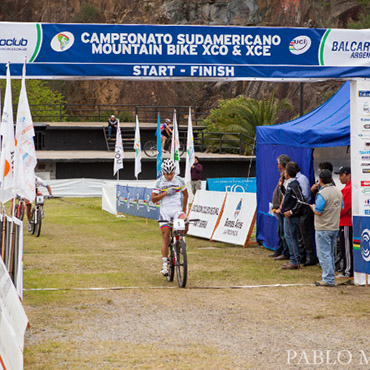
[24,283,316,291]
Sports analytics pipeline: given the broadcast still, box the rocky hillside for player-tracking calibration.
[0,0,364,122]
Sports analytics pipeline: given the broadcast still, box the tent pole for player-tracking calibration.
[300,82,304,117]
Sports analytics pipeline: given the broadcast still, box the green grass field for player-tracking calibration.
[22,198,370,369]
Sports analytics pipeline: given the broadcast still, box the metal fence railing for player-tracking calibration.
[192,130,255,155]
[28,103,211,126]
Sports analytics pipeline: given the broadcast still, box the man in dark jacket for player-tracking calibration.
[278,161,305,269]
[270,154,290,259]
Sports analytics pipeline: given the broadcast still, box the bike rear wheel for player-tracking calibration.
[179,142,186,157]
[15,204,25,220]
[143,141,157,157]
[19,204,25,221]
[35,207,42,237]
[166,243,175,282]
[175,239,187,288]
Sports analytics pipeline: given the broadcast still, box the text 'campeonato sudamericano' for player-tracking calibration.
[81,32,282,56]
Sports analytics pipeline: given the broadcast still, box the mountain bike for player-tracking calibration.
[29,195,52,237]
[160,218,199,288]
[143,134,186,157]
[14,196,26,221]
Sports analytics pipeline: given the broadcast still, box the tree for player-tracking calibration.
[203,93,293,154]
[0,79,66,122]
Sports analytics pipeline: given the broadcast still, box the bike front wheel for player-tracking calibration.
[143,141,157,157]
[35,207,42,237]
[166,244,175,282]
[175,239,187,288]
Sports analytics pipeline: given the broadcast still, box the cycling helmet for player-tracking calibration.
[165,118,171,123]
[162,159,175,174]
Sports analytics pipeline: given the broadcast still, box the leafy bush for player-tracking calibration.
[0,79,67,122]
[73,4,105,23]
[201,94,293,154]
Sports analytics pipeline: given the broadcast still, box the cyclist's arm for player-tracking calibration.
[167,126,172,134]
[152,191,166,203]
[181,189,188,213]
[46,185,53,196]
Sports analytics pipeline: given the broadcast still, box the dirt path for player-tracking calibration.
[24,285,370,369]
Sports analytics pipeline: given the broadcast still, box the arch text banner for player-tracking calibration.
[1,22,370,80]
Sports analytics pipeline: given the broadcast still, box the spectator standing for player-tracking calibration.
[191,156,203,196]
[310,169,343,286]
[294,164,316,266]
[107,115,118,139]
[270,154,290,260]
[311,162,334,196]
[279,161,305,269]
[335,166,353,279]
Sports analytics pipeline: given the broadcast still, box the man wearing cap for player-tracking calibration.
[310,169,343,286]
[107,115,118,139]
[335,166,353,279]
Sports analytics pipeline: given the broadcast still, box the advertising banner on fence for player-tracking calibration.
[1,23,370,80]
[211,192,256,246]
[351,80,370,276]
[188,190,226,239]
[116,185,159,219]
[207,177,256,193]
[0,311,24,370]
[0,257,28,365]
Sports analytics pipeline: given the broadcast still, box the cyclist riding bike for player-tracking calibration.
[26,176,53,231]
[152,159,188,276]
[160,118,172,153]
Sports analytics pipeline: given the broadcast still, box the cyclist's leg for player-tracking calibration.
[160,225,171,259]
[25,201,32,222]
[161,135,167,151]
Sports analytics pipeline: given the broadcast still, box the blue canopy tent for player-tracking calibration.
[255,82,350,250]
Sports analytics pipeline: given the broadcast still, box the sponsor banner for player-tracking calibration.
[351,81,370,216]
[1,23,370,80]
[0,257,28,353]
[188,190,226,239]
[211,192,256,246]
[207,177,256,193]
[353,216,370,274]
[0,311,24,370]
[351,80,370,278]
[116,185,159,220]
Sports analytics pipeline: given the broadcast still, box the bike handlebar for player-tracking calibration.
[158,219,200,224]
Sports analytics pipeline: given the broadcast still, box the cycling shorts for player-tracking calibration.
[159,208,185,229]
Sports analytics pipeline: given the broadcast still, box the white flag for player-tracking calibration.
[185,107,195,183]
[170,110,180,175]
[113,119,124,175]
[134,115,142,179]
[14,62,37,202]
[0,63,16,203]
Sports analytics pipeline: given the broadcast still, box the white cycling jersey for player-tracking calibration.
[35,176,48,188]
[152,175,186,214]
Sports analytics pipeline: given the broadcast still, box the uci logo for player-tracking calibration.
[50,32,75,52]
[289,36,311,55]
[360,229,370,262]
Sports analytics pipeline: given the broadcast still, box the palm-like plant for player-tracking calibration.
[203,93,293,154]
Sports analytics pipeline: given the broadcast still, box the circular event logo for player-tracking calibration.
[360,229,370,262]
[289,35,311,55]
[51,31,75,52]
